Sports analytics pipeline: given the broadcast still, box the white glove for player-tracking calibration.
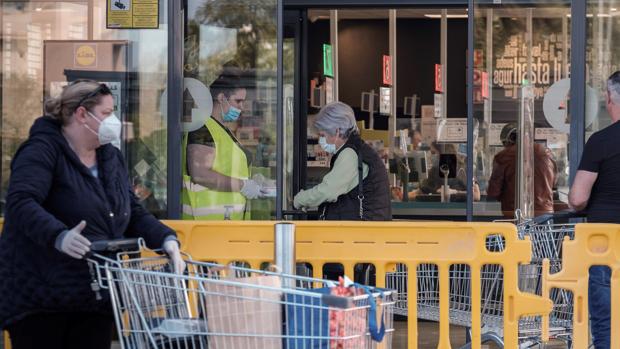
[56,221,91,259]
[241,179,262,199]
[163,239,186,275]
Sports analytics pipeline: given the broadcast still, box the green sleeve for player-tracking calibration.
[294,148,369,208]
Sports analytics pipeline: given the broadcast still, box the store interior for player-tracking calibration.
[297,7,575,220]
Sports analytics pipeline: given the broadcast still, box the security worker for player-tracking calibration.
[182,67,264,220]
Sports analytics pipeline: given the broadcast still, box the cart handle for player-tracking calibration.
[531,210,587,225]
[89,238,142,254]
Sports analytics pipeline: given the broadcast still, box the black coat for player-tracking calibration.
[0,116,176,327]
[319,134,392,221]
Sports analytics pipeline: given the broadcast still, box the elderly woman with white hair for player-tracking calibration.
[294,101,391,220]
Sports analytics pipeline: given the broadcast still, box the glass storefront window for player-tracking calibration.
[586,2,620,137]
[302,8,470,220]
[473,3,571,220]
[183,0,278,220]
[1,0,170,217]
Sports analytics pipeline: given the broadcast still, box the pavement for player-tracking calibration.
[110,320,571,349]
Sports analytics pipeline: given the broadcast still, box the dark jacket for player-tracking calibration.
[0,116,176,327]
[320,134,391,221]
[487,143,557,218]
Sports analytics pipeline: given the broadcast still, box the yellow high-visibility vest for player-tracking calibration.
[181,117,249,220]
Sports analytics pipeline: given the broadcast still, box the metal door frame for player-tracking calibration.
[167,0,588,221]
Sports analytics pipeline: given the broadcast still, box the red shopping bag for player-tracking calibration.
[328,277,368,349]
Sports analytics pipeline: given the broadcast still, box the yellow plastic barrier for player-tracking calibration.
[0,219,554,348]
[164,220,553,349]
[543,223,620,348]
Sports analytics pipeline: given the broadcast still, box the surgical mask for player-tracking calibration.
[86,111,122,145]
[318,136,337,154]
[221,98,242,122]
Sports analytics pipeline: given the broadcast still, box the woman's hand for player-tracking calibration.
[55,221,91,259]
[163,239,186,275]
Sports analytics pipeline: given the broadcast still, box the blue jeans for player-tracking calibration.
[589,266,611,349]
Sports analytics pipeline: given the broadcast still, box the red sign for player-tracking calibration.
[383,55,392,86]
[481,71,489,99]
[435,64,443,93]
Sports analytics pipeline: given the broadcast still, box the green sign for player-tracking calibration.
[323,44,333,77]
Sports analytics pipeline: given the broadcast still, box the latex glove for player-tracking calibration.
[241,179,262,199]
[252,174,276,188]
[163,239,186,275]
[56,221,91,259]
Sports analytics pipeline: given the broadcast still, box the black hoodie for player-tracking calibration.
[0,116,176,327]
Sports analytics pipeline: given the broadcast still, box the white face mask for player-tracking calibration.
[86,111,122,145]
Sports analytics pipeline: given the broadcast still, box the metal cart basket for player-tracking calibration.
[385,211,579,347]
[87,239,396,349]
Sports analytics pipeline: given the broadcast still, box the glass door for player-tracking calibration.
[473,2,572,220]
[183,0,279,220]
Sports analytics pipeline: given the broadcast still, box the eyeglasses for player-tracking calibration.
[75,82,112,108]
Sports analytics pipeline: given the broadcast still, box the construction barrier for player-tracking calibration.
[164,220,553,348]
[543,223,620,348]
[9,220,620,348]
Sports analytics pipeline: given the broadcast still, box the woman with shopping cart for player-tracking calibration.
[0,80,185,349]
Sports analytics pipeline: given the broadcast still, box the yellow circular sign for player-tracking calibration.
[75,45,96,66]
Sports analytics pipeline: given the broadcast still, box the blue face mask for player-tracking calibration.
[221,98,242,122]
[319,136,337,154]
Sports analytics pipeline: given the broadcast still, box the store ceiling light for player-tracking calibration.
[424,14,469,19]
[35,7,42,12]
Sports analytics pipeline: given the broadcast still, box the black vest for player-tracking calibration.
[319,134,392,221]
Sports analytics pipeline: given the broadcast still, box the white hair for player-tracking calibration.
[314,101,359,138]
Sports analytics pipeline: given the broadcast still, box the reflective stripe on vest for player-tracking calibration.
[181,117,249,220]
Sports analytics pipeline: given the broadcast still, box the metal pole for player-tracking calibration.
[330,10,339,101]
[167,0,184,219]
[466,0,474,221]
[441,9,448,119]
[274,223,296,288]
[276,0,284,220]
[569,0,587,185]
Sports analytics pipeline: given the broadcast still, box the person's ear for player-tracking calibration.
[217,92,226,105]
[74,106,88,124]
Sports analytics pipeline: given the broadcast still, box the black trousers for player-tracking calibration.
[6,311,113,349]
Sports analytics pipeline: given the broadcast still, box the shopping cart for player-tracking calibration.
[385,211,582,348]
[87,238,396,349]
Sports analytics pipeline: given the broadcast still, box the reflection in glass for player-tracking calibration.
[1,2,88,211]
[182,0,277,220]
[474,4,571,220]
[0,0,171,217]
[586,2,620,136]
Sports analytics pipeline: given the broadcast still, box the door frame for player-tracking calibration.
[168,0,588,221]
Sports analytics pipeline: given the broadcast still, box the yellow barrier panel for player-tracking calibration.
[543,223,620,349]
[164,220,553,349]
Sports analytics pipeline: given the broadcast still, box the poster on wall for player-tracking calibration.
[421,105,434,119]
[379,87,391,115]
[434,93,443,118]
[107,0,160,29]
[421,119,438,144]
[489,123,507,146]
[535,128,568,149]
[437,118,467,143]
[383,55,392,86]
[435,64,443,93]
[325,77,334,104]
